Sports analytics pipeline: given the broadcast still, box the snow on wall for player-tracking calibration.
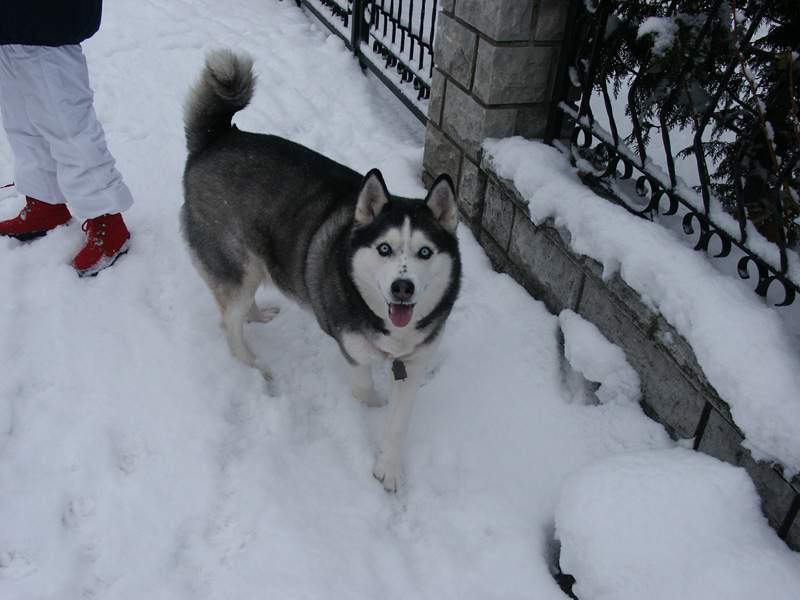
[484,136,800,476]
[559,309,641,406]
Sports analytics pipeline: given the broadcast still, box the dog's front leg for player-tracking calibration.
[349,363,385,407]
[373,356,426,492]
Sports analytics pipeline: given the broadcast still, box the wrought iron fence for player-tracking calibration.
[547,0,800,307]
[296,0,437,123]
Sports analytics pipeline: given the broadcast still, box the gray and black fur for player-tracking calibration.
[182,49,462,491]
[181,49,460,370]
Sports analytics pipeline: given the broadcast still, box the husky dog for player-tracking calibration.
[181,50,461,491]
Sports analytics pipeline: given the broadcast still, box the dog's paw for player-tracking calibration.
[248,305,280,323]
[373,453,403,493]
[254,360,275,383]
[263,376,280,397]
[352,386,386,408]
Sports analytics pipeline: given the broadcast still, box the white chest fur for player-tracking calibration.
[340,326,429,364]
[374,327,427,358]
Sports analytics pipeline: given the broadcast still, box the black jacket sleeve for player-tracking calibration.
[0,1,103,46]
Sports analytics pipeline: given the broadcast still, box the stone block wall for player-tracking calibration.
[470,161,800,551]
[422,0,571,206]
[421,0,800,551]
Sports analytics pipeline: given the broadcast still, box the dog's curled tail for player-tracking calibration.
[184,49,255,156]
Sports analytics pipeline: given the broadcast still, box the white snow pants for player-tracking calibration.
[0,44,133,219]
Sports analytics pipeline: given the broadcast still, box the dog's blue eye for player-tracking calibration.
[418,246,433,260]
[377,243,393,257]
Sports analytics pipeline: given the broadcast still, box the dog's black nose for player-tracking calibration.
[391,279,415,302]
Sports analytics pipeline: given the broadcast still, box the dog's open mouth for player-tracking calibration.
[388,303,414,328]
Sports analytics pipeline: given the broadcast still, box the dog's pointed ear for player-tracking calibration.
[355,169,389,226]
[425,174,458,234]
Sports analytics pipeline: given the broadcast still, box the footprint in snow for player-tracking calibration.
[61,496,96,531]
[0,550,36,580]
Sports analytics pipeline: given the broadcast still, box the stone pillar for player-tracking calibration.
[422,0,572,227]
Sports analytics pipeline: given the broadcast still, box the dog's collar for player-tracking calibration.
[392,360,407,381]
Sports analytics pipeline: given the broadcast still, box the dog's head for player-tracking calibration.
[350,169,461,331]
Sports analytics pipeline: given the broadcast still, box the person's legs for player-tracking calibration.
[0,44,133,274]
[10,44,133,219]
[0,45,72,239]
[0,46,66,205]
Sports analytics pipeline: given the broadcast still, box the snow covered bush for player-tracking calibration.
[581,0,799,245]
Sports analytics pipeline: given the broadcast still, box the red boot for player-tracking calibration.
[0,196,72,240]
[72,213,131,277]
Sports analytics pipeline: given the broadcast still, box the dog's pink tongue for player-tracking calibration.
[388,303,414,328]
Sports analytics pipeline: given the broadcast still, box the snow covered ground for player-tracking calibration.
[0,1,797,598]
[556,448,800,600]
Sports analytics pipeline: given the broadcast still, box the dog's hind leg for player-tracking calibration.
[247,302,280,323]
[220,292,260,367]
[215,257,273,380]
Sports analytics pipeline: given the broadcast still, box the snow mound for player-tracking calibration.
[559,309,641,405]
[484,137,800,475]
[555,448,800,600]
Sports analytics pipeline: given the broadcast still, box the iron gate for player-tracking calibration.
[547,0,800,307]
[297,0,437,123]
